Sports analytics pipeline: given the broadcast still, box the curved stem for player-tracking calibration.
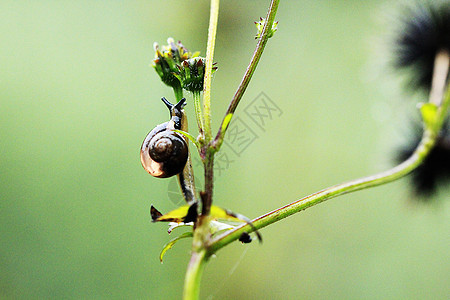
[213,0,280,149]
[183,249,207,300]
[203,0,220,141]
[207,83,450,254]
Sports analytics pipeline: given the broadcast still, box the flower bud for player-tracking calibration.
[255,17,278,39]
[174,57,217,93]
[153,38,197,89]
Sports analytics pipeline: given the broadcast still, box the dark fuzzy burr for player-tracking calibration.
[394,1,450,91]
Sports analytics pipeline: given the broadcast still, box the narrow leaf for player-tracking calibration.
[174,129,199,148]
[160,232,193,263]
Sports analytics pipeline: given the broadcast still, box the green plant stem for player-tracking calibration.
[207,85,450,254]
[182,2,220,299]
[173,84,183,102]
[182,249,207,300]
[198,0,220,216]
[203,0,220,141]
[201,151,214,216]
[193,91,205,136]
[183,2,280,298]
[213,0,280,150]
[183,1,280,298]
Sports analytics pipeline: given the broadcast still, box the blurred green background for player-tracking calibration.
[1,1,449,299]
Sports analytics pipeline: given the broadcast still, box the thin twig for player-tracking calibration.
[213,0,280,149]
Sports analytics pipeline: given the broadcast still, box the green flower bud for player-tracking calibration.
[153,38,198,89]
[174,57,217,93]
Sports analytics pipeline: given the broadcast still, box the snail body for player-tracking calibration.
[141,98,188,178]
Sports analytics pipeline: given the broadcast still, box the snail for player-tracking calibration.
[140,98,188,178]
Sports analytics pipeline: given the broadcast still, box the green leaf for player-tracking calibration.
[160,232,193,263]
[419,102,438,130]
[221,113,233,133]
[174,129,199,148]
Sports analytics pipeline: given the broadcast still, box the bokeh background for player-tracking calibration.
[1,0,449,299]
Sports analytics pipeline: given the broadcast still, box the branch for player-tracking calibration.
[207,82,450,254]
[213,0,280,150]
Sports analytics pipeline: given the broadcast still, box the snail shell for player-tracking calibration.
[140,98,188,178]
